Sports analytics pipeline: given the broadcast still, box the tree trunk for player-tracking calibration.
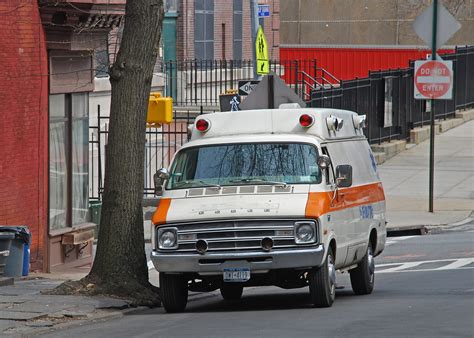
[88,0,164,304]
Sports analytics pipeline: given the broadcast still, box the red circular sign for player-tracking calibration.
[415,61,452,99]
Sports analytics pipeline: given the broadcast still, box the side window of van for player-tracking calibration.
[321,147,335,185]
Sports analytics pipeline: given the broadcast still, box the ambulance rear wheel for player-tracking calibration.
[309,247,336,307]
[160,273,188,313]
[350,244,375,295]
[220,284,243,300]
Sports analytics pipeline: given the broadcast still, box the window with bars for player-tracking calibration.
[194,0,214,60]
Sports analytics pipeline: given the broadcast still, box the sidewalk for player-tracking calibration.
[0,272,213,336]
[0,273,132,336]
[378,119,474,231]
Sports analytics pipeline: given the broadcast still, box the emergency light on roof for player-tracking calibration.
[196,118,210,132]
[352,114,367,130]
[326,115,344,132]
[299,114,314,127]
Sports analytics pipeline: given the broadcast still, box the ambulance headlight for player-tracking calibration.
[158,227,178,249]
[294,221,317,244]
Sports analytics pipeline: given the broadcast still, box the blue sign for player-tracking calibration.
[258,4,270,17]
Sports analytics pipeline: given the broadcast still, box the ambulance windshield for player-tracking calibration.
[166,143,321,189]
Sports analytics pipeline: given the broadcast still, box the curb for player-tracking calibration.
[387,212,473,237]
[387,225,428,236]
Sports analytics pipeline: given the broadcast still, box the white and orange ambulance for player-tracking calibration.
[151,108,386,313]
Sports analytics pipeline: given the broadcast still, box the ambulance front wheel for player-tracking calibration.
[309,247,336,307]
[350,243,375,295]
[160,273,188,313]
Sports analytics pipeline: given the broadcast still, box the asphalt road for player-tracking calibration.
[43,222,474,338]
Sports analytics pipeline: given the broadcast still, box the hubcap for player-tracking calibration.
[328,254,336,296]
[368,246,375,283]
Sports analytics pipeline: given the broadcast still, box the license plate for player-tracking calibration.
[223,268,250,282]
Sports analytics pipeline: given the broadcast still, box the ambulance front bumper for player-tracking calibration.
[150,245,324,274]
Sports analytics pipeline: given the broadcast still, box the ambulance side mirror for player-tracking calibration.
[335,165,352,188]
[154,168,170,196]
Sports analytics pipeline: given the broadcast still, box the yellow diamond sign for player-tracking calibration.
[256,26,269,75]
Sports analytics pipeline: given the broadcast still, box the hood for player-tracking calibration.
[153,185,310,225]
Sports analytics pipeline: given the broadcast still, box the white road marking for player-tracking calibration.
[436,258,474,270]
[377,257,474,273]
[377,261,424,273]
[385,236,417,246]
[147,260,154,270]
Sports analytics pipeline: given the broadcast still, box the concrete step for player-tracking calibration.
[371,140,407,161]
[435,117,464,133]
[410,126,432,144]
[372,152,386,165]
[455,109,474,122]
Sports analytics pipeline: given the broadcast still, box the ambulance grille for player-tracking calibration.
[160,219,318,253]
[187,185,292,197]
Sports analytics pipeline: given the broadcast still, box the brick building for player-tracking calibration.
[0,0,124,273]
[175,0,280,61]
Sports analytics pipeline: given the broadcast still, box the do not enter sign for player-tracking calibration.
[414,60,453,100]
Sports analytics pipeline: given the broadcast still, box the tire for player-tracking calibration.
[220,284,243,300]
[159,273,188,313]
[350,243,375,295]
[309,247,336,308]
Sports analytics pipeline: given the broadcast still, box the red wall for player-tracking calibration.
[281,46,455,81]
[0,0,49,271]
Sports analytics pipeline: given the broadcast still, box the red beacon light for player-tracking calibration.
[299,114,314,127]
[196,118,211,132]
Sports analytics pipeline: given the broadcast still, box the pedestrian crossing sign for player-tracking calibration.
[256,26,269,75]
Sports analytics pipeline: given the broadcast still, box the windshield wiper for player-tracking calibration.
[229,178,288,188]
[174,180,221,189]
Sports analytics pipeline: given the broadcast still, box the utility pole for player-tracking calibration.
[428,0,438,213]
[250,0,259,79]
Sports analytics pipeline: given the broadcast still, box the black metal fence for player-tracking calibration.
[157,59,336,106]
[89,108,199,201]
[310,45,474,144]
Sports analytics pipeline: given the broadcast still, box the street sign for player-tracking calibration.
[258,4,270,17]
[256,26,269,75]
[413,3,461,48]
[238,80,260,96]
[414,60,453,100]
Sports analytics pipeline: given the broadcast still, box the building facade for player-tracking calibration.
[174,0,280,61]
[0,0,124,273]
[280,0,473,46]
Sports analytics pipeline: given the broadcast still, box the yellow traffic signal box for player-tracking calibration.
[147,92,173,127]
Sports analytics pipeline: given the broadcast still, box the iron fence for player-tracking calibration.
[89,107,201,201]
[157,59,322,106]
[89,59,321,200]
[310,45,474,144]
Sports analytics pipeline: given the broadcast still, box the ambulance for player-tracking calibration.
[151,108,386,313]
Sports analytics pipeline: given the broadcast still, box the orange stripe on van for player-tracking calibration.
[305,182,385,218]
[152,198,172,225]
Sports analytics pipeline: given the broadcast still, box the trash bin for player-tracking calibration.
[0,233,14,276]
[0,226,31,277]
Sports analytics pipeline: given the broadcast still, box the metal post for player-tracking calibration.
[428,0,438,213]
[250,0,259,79]
[268,75,274,109]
